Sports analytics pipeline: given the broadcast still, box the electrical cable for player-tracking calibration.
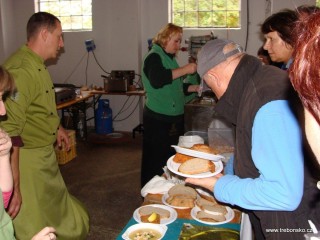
[113,96,141,121]
[134,73,142,88]
[85,51,89,86]
[91,50,111,75]
[62,51,88,83]
[112,95,133,121]
[244,0,249,51]
[89,49,141,121]
[117,97,135,115]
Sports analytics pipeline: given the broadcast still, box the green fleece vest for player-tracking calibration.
[142,44,185,116]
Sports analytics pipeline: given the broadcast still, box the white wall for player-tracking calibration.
[0,0,316,131]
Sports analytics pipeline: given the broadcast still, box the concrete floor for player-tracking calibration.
[59,131,143,239]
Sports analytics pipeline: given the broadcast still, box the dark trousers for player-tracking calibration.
[140,110,184,188]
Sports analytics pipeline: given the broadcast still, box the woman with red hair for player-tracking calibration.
[289,11,320,167]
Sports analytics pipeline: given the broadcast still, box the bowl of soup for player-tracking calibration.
[122,223,167,240]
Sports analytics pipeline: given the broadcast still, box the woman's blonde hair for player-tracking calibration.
[0,66,16,99]
[152,23,183,48]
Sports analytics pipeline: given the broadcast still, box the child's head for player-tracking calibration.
[0,66,16,116]
[0,66,16,99]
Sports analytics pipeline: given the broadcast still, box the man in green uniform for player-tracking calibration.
[1,12,89,239]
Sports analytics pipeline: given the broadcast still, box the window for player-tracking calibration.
[169,0,241,28]
[34,0,92,32]
[317,0,320,7]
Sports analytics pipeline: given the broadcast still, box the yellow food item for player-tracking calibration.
[148,212,157,222]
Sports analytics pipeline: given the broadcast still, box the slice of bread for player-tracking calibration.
[166,195,195,208]
[168,184,197,199]
[196,210,226,222]
[195,196,217,210]
[203,204,228,216]
[139,206,170,219]
[178,158,215,175]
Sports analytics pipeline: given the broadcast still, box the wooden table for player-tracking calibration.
[57,94,95,140]
[56,90,145,140]
[56,94,94,110]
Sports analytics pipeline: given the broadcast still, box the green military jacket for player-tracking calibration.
[1,45,60,148]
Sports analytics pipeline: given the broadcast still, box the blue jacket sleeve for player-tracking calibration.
[214,100,304,211]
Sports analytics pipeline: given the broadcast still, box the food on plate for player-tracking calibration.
[195,196,218,210]
[195,196,228,222]
[166,195,195,208]
[138,206,170,220]
[196,210,226,222]
[203,204,228,216]
[168,184,197,198]
[196,196,227,215]
[140,212,160,224]
[173,144,218,163]
[128,228,162,240]
[173,153,194,163]
[165,184,198,208]
[178,158,215,175]
[196,188,217,202]
[191,144,218,154]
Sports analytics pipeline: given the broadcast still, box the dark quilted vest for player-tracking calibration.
[215,55,320,240]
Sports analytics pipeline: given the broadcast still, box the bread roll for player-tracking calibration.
[191,144,218,154]
[178,158,215,175]
[173,144,218,163]
[173,153,194,163]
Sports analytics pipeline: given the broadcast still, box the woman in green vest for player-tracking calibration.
[141,23,199,187]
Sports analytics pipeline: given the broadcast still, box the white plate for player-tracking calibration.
[171,145,224,161]
[122,223,168,240]
[133,204,177,225]
[196,187,215,199]
[166,156,223,179]
[190,206,235,225]
[161,192,195,209]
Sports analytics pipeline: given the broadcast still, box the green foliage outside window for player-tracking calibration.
[170,0,241,28]
[35,0,92,31]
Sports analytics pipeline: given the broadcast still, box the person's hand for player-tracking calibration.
[185,173,223,192]
[0,129,12,157]
[57,126,70,151]
[31,226,56,240]
[187,84,200,93]
[7,187,22,219]
[184,63,197,75]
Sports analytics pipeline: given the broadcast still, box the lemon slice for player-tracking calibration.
[148,212,157,222]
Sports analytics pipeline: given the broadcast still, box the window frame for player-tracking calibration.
[169,0,242,29]
[34,0,93,32]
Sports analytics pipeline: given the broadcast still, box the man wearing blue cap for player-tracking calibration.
[186,39,320,240]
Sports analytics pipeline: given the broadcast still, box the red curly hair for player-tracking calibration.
[289,12,320,125]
